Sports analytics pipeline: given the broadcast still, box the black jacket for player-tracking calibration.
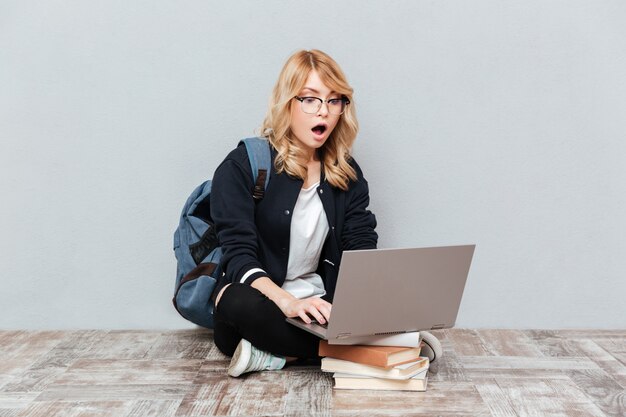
[210,142,377,302]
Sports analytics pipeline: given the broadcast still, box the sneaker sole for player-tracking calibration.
[228,339,251,377]
[421,331,443,363]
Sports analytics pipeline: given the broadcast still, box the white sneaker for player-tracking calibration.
[420,331,443,363]
[227,339,286,377]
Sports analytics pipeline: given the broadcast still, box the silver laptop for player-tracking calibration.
[286,245,475,341]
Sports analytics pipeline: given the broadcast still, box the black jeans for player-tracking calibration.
[213,283,321,359]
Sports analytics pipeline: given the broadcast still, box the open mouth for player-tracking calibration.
[312,124,327,135]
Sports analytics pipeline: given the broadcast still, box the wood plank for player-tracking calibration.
[121,400,181,417]
[477,329,544,357]
[1,366,66,394]
[574,339,626,388]
[48,331,105,350]
[0,392,39,409]
[53,359,202,385]
[494,377,607,417]
[176,371,288,416]
[544,378,608,417]
[174,382,228,417]
[143,330,214,360]
[203,341,231,362]
[191,360,230,382]
[0,376,13,392]
[80,331,162,360]
[594,337,626,355]
[427,343,470,383]
[465,368,573,381]
[0,332,67,378]
[283,370,332,417]
[0,331,66,353]
[2,331,108,393]
[16,400,132,417]
[331,381,492,416]
[552,329,626,339]
[0,331,29,351]
[461,356,601,370]
[611,351,626,369]
[567,368,626,417]
[444,329,494,356]
[473,379,518,417]
[35,384,191,402]
[526,329,593,358]
[214,374,286,416]
[497,379,562,416]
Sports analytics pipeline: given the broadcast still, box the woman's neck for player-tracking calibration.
[303,148,320,164]
[303,157,321,189]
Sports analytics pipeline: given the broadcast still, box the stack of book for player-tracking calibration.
[319,334,429,392]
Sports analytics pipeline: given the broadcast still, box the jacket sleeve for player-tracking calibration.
[209,147,269,285]
[341,159,378,251]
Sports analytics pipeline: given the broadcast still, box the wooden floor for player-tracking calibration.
[0,329,624,417]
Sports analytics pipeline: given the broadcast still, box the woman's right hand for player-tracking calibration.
[250,277,332,324]
[279,296,332,325]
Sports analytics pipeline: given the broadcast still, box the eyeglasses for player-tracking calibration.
[294,96,350,115]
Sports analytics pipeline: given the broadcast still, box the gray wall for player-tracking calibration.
[1,1,625,329]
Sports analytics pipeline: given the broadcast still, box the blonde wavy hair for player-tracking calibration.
[259,49,358,191]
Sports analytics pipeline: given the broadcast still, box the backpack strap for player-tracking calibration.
[240,137,272,200]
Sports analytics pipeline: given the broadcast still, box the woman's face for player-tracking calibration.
[289,70,342,159]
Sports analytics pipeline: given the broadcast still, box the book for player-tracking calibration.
[321,356,429,380]
[319,340,423,368]
[328,331,421,347]
[333,370,428,391]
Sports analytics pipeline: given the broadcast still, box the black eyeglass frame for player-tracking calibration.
[293,95,351,115]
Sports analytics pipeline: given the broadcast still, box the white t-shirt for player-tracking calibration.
[282,181,329,299]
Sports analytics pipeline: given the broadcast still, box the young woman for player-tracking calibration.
[209,50,440,377]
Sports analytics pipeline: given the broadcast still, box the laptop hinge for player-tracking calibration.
[430,324,445,330]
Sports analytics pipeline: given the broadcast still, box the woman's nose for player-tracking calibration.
[317,101,330,116]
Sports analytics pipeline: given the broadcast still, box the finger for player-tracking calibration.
[298,310,312,324]
[314,297,330,306]
[313,300,331,319]
[319,300,331,310]
[319,305,331,321]
[307,305,326,324]
[309,298,330,309]
[307,299,331,321]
